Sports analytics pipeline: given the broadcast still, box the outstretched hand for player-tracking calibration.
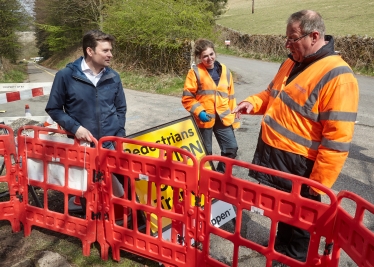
[75,126,93,142]
[232,101,254,119]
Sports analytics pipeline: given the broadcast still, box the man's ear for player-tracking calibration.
[86,47,94,57]
[311,31,319,44]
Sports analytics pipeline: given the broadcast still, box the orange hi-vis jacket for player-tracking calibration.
[244,55,359,193]
[182,62,240,129]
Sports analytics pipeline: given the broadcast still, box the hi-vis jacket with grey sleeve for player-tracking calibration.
[244,53,359,193]
[182,61,240,129]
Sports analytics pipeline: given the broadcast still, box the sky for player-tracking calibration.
[20,0,34,15]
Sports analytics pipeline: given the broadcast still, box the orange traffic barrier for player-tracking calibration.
[0,124,21,232]
[16,125,100,257]
[97,136,199,266]
[197,155,338,267]
[0,124,374,266]
[330,190,374,267]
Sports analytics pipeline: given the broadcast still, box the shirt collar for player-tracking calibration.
[81,58,106,75]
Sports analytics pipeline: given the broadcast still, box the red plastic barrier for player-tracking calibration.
[0,124,20,232]
[16,126,100,257]
[197,156,338,267]
[97,136,199,267]
[330,190,374,267]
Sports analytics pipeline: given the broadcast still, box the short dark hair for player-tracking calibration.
[82,30,115,58]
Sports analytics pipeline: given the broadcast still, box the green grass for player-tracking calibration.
[0,63,28,83]
[217,0,374,37]
[120,70,186,97]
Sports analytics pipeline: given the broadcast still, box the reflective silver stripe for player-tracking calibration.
[319,111,357,122]
[228,94,235,100]
[226,68,230,85]
[207,113,216,119]
[321,137,351,152]
[217,91,229,98]
[264,115,320,150]
[279,91,319,121]
[268,81,274,89]
[192,65,202,91]
[190,102,201,113]
[304,66,354,110]
[270,89,279,98]
[182,91,195,97]
[234,118,240,123]
[280,66,354,122]
[196,90,216,96]
[219,108,231,119]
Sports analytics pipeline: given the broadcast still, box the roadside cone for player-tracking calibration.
[43,116,55,127]
[25,104,32,117]
[68,195,84,213]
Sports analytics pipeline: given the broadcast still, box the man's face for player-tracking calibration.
[285,22,313,63]
[89,40,113,69]
[199,47,216,69]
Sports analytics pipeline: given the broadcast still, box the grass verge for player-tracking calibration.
[0,62,28,83]
[120,70,185,97]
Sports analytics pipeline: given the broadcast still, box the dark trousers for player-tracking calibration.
[199,118,238,173]
[276,185,321,262]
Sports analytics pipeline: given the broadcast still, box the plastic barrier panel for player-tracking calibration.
[16,125,99,257]
[98,136,199,267]
[330,190,374,267]
[0,124,20,232]
[196,156,338,267]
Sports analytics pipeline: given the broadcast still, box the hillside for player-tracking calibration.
[217,0,374,37]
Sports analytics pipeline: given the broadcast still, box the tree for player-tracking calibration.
[0,0,30,62]
[105,0,215,47]
[34,0,114,57]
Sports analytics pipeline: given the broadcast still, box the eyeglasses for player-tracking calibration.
[285,32,312,43]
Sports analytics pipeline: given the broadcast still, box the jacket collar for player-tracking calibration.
[68,57,116,84]
[288,35,336,65]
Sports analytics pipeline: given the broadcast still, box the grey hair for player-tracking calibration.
[287,10,325,39]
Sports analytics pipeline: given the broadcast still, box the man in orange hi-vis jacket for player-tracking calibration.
[182,38,240,173]
[233,10,359,265]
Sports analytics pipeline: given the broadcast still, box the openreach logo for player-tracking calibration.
[211,208,232,226]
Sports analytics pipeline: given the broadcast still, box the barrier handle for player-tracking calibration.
[201,155,337,202]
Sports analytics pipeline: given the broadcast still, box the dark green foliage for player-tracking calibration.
[0,0,30,62]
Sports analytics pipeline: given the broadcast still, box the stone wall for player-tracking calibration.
[217,25,374,72]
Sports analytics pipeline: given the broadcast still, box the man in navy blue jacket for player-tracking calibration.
[46,30,126,145]
[46,30,126,199]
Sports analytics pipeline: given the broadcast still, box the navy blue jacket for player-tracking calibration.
[45,57,126,141]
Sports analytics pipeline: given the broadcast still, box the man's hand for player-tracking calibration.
[75,126,93,142]
[232,101,254,119]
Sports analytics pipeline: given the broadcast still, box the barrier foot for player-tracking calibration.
[81,241,91,257]
[10,219,21,233]
[23,223,32,237]
[112,245,121,262]
[100,241,110,260]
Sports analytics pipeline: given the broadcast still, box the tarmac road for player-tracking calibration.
[1,57,373,266]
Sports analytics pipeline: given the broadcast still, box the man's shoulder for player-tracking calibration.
[56,59,80,76]
[106,67,119,75]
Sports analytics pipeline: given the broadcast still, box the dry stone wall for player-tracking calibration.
[217,25,374,72]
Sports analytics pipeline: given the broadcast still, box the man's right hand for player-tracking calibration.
[232,101,254,119]
[75,126,93,142]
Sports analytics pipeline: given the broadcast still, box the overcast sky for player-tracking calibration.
[21,0,34,15]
